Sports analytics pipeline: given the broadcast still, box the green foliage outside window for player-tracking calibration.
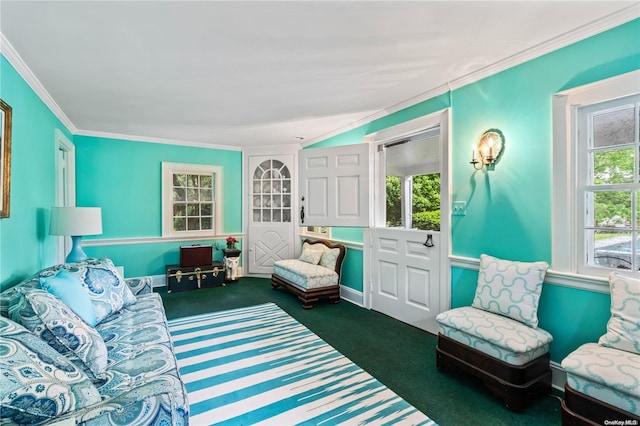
[386,174,440,231]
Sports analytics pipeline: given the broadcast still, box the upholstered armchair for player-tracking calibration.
[561,271,640,425]
[436,254,553,411]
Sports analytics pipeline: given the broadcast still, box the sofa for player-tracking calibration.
[0,258,188,425]
[560,271,640,425]
[271,239,346,308]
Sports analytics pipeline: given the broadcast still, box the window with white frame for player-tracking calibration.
[552,71,640,281]
[579,95,640,274]
[301,226,331,238]
[383,127,441,231]
[162,162,222,238]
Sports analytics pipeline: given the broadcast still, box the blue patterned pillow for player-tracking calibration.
[472,254,549,329]
[41,258,137,324]
[39,269,97,327]
[598,272,640,354]
[0,316,101,425]
[11,289,108,381]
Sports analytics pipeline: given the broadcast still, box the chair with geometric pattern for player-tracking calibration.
[436,254,553,411]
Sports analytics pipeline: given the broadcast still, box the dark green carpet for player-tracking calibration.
[158,277,562,426]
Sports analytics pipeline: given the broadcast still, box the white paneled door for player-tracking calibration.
[371,227,440,334]
[298,144,371,227]
[247,155,296,275]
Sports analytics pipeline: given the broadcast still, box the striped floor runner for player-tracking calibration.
[168,303,436,426]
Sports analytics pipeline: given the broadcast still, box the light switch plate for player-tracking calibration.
[452,201,467,216]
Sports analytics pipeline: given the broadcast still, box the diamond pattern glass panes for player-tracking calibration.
[172,172,214,232]
[252,159,291,223]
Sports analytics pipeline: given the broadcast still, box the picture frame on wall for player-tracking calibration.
[0,99,12,218]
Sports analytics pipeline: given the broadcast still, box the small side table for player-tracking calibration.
[222,248,242,282]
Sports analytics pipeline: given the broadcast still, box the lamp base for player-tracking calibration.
[65,235,88,263]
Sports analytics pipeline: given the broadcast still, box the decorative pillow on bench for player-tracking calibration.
[301,241,341,270]
[472,254,549,329]
[598,272,640,355]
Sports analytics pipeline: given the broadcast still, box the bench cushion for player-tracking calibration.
[273,259,339,289]
[562,342,640,415]
[436,306,552,366]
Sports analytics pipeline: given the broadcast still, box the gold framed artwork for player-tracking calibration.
[0,99,12,218]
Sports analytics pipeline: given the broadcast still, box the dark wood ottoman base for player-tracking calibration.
[271,273,340,309]
[561,383,640,426]
[436,333,551,411]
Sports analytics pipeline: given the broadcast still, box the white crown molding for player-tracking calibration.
[1,32,240,151]
[3,5,638,150]
[0,33,77,133]
[74,129,242,151]
[302,5,640,147]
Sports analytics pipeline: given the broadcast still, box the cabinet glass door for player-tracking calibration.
[252,159,291,223]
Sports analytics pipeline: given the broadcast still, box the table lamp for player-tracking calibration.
[50,207,102,263]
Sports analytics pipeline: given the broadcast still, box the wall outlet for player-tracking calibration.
[452,201,467,216]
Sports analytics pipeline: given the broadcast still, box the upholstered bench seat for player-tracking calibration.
[271,239,346,308]
[436,306,553,366]
[273,259,339,289]
[562,343,640,416]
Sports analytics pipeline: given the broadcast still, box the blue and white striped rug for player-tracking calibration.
[168,303,436,426]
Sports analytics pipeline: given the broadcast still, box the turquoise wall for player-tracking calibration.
[308,19,640,361]
[74,135,243,277]
[0,56,72,290]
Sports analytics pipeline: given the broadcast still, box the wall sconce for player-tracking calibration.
[471,129,505,170]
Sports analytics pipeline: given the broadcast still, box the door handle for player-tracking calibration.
[423,234,434,248]
[300,206,305,224]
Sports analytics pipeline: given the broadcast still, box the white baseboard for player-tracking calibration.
[340,286,364,307]
[551,360,567,393]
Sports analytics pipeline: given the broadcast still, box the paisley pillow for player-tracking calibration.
[11,289,108,381]
[598,272,640,354]
[0,316,101,425]
[40,258,137,324]
[472,254,549,329]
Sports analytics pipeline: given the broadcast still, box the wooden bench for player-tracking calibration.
[271,239,346,309]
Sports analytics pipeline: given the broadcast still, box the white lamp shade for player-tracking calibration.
[50,207,102,236]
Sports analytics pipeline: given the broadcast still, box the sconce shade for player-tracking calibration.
[50,207,102,236]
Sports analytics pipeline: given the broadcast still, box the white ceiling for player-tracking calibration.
[1,1,638,149]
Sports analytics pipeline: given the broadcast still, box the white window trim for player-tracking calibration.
[54,129,75,264]
[300,226,331,239]
[552,70,640,289]
[162,162,222,238]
